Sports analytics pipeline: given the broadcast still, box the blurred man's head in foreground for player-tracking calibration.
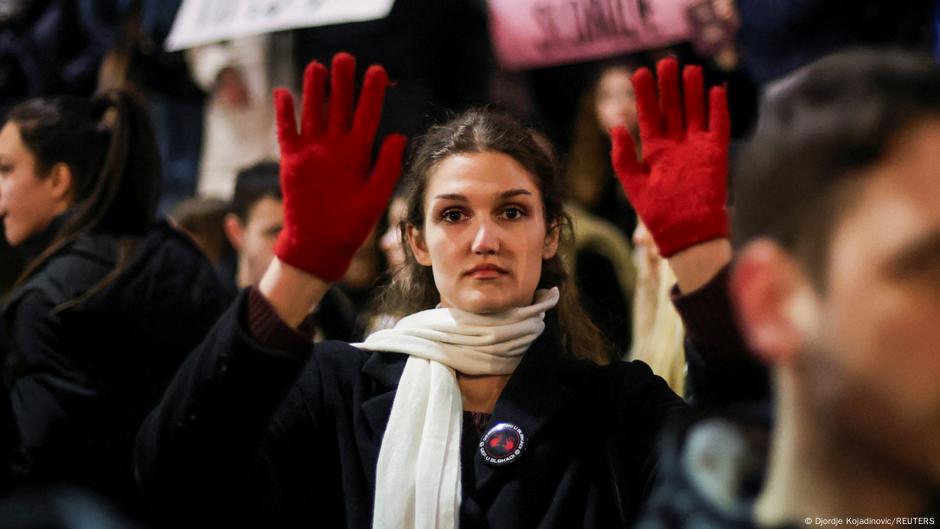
[730,49,940,516]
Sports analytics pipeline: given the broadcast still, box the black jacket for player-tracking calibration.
[1,222,231,517]
[137,269,759,528]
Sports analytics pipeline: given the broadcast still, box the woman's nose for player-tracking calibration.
[471,220,499,255]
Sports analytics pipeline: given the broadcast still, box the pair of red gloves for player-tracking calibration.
[272,54,729,282]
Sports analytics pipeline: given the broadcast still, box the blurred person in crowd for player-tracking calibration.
[187,33,294,200]
[137,52,757,528]
[635,49,940,528]
[339,223,385,315]
[168,196,232,267]
[686,0,740,72]
[223,160,358,342]
[563,200,636,359]
[96,0,204,215]
[562,64,646,357]
[378,195,408,275]
[527,125,634,357]
[0,0,124,116]
[565,61,639,238]
[0,90,229,521]
[629,220,686,396]
[223,161,283,290]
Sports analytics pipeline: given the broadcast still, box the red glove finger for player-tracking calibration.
[658,58,683,138]
[610,126,643,179]
[353,65,390,148]
[611,125,647,219]
[274,88,298,152]
[365,134,408,214]
[300,60,327,137]
[683,65,706,132]
[327,52,356,133]
[632,66,661,145]
[708,85,730,141]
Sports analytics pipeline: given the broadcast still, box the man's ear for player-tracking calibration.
[406,225,431,266]
[730,239,819,365]
[45,163,73,203]
[223,213,245,252]
[542,222,561,260]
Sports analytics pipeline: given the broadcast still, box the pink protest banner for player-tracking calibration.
[488,0,702,70]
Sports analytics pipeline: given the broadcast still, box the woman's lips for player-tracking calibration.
[465,264,508,279]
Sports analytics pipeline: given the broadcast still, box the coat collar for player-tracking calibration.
[359,349,407,440]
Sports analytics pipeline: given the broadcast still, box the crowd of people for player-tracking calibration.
[0,1,938,528]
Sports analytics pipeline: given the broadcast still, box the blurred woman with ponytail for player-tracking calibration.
[0,90,229,520]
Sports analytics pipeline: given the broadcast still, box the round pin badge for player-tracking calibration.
[479,422,526,466]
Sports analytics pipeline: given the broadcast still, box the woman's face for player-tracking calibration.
[595,66,637,135]
[0,122,68,246]
[408,151,559,314]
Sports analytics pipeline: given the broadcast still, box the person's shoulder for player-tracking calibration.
[585,357,671,389]
[311,340,372,365]
[299,341,406,397]
[307,341,398,377]
[563,357,686,426]
[119,222,232,306]
[3,235,113,315]
[11,222,207,303]
[137,221,214,267]
[555,356,670,398]
[604,357,661,378]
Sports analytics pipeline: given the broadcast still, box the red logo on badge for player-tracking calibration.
[480,423,526,465]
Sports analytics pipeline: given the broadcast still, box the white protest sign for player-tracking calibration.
[488,0,701,70]
[165,0,396,51]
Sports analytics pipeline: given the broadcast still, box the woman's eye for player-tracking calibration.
[501,207,526,220]
[442,210,465,223]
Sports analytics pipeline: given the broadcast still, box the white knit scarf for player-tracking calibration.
[354,287,560,529]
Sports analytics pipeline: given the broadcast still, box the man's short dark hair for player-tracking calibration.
[230,161,282,221]
[732,48,940,287]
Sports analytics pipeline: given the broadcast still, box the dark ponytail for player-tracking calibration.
[8,90,161,307]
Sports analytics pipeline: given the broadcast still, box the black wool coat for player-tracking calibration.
[137,277,758,528]
[0,222,232,517]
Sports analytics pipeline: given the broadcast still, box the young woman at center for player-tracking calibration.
[137,52,748,528]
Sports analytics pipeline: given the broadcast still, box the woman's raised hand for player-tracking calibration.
[273,52,407,282]
[610,58,730,259]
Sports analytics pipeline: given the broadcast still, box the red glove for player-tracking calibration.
[273,52,407,281]
[610,58,730,257]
